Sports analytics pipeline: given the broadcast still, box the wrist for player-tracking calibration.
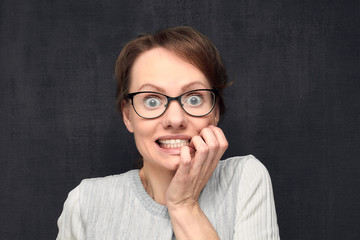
[167,201,201,215]
[167,202,220,240]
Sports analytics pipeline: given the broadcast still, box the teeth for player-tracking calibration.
[158,139,189,149]
[158,139,188,144]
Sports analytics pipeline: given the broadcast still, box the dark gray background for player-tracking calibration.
[1,0,359,239]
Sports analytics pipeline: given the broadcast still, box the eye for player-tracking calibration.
[144,97,162,108]
[185,95,203,106]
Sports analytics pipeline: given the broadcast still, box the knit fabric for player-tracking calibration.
[57,155,280,239]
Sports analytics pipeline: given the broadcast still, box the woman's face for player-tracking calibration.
[122,47,219,172]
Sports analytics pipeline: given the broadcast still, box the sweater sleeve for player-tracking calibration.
[56,185,86,240]
[234,156,280,239]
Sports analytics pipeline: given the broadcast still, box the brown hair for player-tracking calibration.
[115,26,230,119]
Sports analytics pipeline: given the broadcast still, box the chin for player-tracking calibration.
[162,155,181,171]
[142,153,181,173]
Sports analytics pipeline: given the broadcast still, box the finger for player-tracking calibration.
[175,146,192,177]
[191,128,219,176]
[198,126,227,170]
[197,128,218,167]
[189,135,209,170]
[208,125,228,153]
[208,125,228,162]
[199,127,220,155]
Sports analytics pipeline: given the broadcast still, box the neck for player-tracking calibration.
[139,162,175,205]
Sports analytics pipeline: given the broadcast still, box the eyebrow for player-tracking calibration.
[138,84,164,92]
[138,81,208,93]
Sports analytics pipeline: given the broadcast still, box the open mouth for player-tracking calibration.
[156,139,190,149]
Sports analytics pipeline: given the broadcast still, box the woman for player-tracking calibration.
[57,26,280,239]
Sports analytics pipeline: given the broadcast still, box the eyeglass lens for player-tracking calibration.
[131,90,215,119]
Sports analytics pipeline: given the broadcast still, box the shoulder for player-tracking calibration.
[74,170,138,209]
[215,155,267,180]
[57,170,140,239]
[204,155,264,196]
[219,154,265,169]
[207,155,273,197]
[236,155,272,189]
[61,170,137,211]
[228,155,275,205]
[200,155,273,216]
[79,170,137,194]
[76,170,139,220]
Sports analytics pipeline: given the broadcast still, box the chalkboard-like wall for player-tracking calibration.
[1,0,359,239]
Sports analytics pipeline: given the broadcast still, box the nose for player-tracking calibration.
[161,100,187,129]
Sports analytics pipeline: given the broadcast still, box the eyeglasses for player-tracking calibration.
[127,89,217,119]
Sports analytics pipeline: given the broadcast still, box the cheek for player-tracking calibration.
[132,125,152,157]
[205,111,218,125]
[192,115,217,131]
[132,121,151,139]
[131,119,156,147]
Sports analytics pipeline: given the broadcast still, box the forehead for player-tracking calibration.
[129,47,211,93]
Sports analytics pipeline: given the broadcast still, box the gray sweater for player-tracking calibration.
[57,155,280,239]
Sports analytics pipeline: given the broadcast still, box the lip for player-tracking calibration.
[155,135,194,155]
[156,135,192,141]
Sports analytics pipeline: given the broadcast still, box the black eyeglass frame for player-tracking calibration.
[127,89,218,119]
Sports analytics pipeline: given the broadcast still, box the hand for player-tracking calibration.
[165,125,228,210]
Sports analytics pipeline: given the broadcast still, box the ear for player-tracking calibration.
[121,100,134,133]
